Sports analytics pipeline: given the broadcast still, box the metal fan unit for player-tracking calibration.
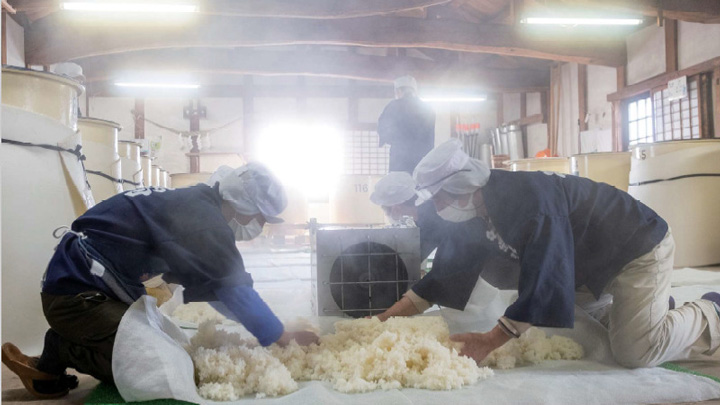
[312,225,421,318]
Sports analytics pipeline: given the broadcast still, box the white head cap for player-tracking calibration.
[207,163,287,223]
[370,172,417,207]
[52,63,85,81]
[413,139,490,205]
[393,75,418,91]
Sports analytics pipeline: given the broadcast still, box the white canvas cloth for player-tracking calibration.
[113,294,720,404]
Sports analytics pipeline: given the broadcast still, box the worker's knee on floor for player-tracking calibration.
[610,342,660,369]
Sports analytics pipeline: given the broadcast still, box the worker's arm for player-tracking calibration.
[503,215,576,328]
[211,285,319,347]
[375,290,430,321]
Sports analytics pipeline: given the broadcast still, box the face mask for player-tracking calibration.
[437,199,477,223]
[229,217,263,241]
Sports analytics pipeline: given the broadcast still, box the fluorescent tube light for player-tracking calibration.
[61,2,198,13]
[521,17,643,26]
[115,82,200,89]
[420,96,487,103]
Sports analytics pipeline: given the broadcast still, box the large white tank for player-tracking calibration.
[169,172,211,188]
[151,164,161,187]
[117,140,144,190]
[160,168,169,188]
[141,155,153,188]
[79,118,123,202]
[509,157,571,174]
[571,152,632,191]
[2,66,83,130]
[329,175,385,225]
[2,105,93,354]
[629,140,720,267]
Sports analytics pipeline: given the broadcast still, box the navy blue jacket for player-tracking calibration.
[377,95,435,173]
[482,170,667,328]
[42,184,283,345]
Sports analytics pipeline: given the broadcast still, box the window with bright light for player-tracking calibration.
[257,123,344,200]
[626,96,654,147]
[344,130,389,175]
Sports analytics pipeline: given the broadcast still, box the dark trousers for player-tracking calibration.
[40,291,129,383]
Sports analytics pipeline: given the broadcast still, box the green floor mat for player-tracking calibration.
[661,362,720,384]
[84,382,197,405]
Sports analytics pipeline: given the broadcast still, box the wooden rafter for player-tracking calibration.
[2,0,16,13]
[26,14,626,66]
[76,48,551,90]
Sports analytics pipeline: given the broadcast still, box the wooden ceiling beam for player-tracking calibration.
[26,14,626,66]
[76,48,551,90]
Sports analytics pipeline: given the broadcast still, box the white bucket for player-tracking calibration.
[1,106,93,354]
[629,140,720,267]
[169,172,211,188]
[141,155,153,188]
[2,66,84,130]
[329,175,385,225]
[571,152,631,191]
[118,140,143,190]
[151,165,161,187]
[509,157,571,174]
[79,118,123,202]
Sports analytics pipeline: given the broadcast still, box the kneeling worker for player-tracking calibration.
[408,140,720,368]
[1,163,318,398]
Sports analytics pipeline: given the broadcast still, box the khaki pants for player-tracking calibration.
[607,231,720,368]
[41,291,129,382]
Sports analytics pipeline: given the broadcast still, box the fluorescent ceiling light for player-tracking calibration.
[522,17,643,26]
[421,96,487,103]
[115,82,200,89]
[61,2,198,13]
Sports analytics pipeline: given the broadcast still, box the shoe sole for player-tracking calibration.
[1,343,69,399]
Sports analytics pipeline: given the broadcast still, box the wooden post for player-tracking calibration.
[612,66,626,151]
[578,64,588,132]
[665,19,678,73]
[134,99,145,139]
[714,67,720,139]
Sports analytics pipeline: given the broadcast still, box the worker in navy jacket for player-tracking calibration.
[379,139,720,368]
[1,163,318,399]
[377,76,435,174]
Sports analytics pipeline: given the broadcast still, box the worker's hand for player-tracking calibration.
[450,327,511,364]
[276,331,319,347]
[365,312,390,322]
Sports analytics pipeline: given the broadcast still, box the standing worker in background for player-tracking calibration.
[394,140,720,368]
[377,75,436,174]
[1,163,318,399]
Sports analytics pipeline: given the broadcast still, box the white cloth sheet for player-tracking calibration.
[114,289,720,405]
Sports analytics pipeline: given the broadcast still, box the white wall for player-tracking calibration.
[5,16,24,67]
[525,92,546,157]
[678,21,720,70]
[586,65,616,132]
[626,25,665,85]
[502,93,521,123]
